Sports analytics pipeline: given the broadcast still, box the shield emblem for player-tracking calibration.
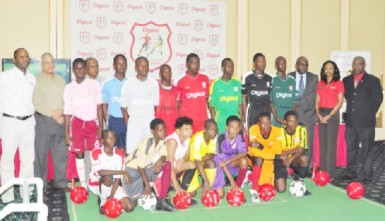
[194,50,203,59]
[209,35,218,46]
[178,34,188,45]
[79,32,90,44]
[96,48,107,61]
[146,2,156,14]
[178,3,188,15]
[178,64,185,74]
[130,21,172,72]
[209,65,219,76]
[79,0,90,12]
[113,32,124,44]
[194,20,203,31]
[113,0,123,13]
[96,17,107,29]
[209,5,219,16]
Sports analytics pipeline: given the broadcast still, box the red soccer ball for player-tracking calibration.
[173,191,192,209]
[258,184,276,201]
[103,198,123,218]
[70,186,88,204]
[313,170,330,186]
[201,189,220,207]
[346,182,365,200]
[226,189,245,207]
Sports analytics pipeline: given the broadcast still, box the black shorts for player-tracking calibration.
[274,159,288,180]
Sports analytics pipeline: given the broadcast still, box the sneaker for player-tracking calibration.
[156,197,178,212]
[249,189,260,204]
[190,198,198,206]
[304,190,312,196]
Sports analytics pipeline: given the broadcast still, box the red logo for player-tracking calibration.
[178,3,188,15]
[194,20,203,31]
[96,17,107,28]
[194,50,203,59]
[178,64,185,75]
[146,2,156,14]
[113,32,124,44]
[97,48,107,60]
[79,0,90,12]
[209,34,219,46]
[209,5,219,16]
[209,65,219,76]
[113,0,124,12]
[79,32,90,44]
[178,34,188,45]
[130,21,172,72]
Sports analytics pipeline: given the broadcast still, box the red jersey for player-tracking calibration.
[155,84,180,136]
[174,72,209,132]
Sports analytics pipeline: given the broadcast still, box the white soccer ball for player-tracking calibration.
[289,180,306,197]
[138,193,157,211]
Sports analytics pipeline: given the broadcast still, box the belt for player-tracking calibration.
[3,113,32,121]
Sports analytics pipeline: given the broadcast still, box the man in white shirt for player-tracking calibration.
[0,48,36,203]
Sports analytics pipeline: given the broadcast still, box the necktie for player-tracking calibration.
[299,75,304,96]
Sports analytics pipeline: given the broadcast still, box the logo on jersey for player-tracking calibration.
[234,87,238,92]
[294,137,300,143]
[250,90,268,96]
[186,91,205,99]
[289,86,293,91]
[266,82,270,87]
[202,82,206,88]
[276,93,292,99]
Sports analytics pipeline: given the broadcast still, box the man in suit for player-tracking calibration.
[289,56,318,171]
[342,56,383,185]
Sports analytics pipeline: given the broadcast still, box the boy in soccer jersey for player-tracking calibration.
[186,119,218,197]
[124,118,177,212]
[209,58,242,133]
[174,53,210,132]
[64,58,103,188]
[212,116,248,198]
[270,56,299,127]
[88,130,135,214]
[155,64,180,136]
[241,53,272,131]
[275,111,311,194]
[247,112,282,203]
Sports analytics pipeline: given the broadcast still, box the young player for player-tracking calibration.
[212,116,248,198]
[247,112,282,203]
[124,118,176,212]
[64,58,103,188]
[87,130,135,214]
[276,111,311,194]
[155,64,180,136]
[187,119,218,196]
[209,58,242,133]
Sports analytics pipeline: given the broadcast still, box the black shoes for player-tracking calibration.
[156,197,178,212]
[303,190,312,196]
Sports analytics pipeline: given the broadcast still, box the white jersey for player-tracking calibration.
[165,131,190,161]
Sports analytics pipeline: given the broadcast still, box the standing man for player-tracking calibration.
[86,57,99,80]
[174,53,210,133]
[288,56,318,169]
[33,53,69,194]
[209,58,242,133]
[342,56,383,184]
[0,48,36,203]
[241,53,272,131]
[102,54,127,151]
[121,57,159,155]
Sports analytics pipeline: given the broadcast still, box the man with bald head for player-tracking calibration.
[289,56,318,171]
[342,56,383,184]
[0,48,36,203]
[33,53,69,194]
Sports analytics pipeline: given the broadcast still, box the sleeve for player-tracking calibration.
[207,139,217,154]
[101,81,109,104]
[190,135,203,161]
[337,80,345,94]
[90,150,102,175]
[158,143,168,158]
[63,85,73,115]
[271,130,282,155]
[94,82,103,105]
[248,125,258,142]
[292,80,299,101]
[300,126,308,149]
[371,76,383,113]
[33,79,52,116]
[205,76,210,98]
[152,80,160,106]
[269,78,275,101]
[237,136,247,153]
[120,81,130,108]
[209,81,217,107]
[241,75,248,95]
[237,81,242,104]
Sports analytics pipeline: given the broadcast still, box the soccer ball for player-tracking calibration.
[70,186,88,204]
[201,189,220,207]
[346,182,365,200]
[103,198,123,218]
[289,181,306,197]
[226,189,245,207]
[257,183,276,201]
[138,193,157,211]
[173,191,192,209]
[313,170,330,186]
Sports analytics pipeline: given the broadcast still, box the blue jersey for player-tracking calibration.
[101,76,127,118]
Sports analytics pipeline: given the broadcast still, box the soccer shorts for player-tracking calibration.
[69,117,101,154]
[274,159,288,180]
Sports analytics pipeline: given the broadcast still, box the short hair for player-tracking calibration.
[204,119,217,129]
[353,56,366,65]
[253,53,265,63]
[102,129,115,139]
[186,53,199,63]
[159,64,171,72]
[275,56,286,64]
[221,58,233,67]
[113,54,127,64]
[320,60,340,83]
[284,111,297,120]
[257,112,271,121]
[72,58,86,67]
[150,118,165,130]
[175,117,193,129]
[86,57,98,65]
[14,48,27,59]
[226,115,241,126]
[41,52,53,61]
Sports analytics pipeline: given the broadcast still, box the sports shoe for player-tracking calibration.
[249,189,260,204]
[156,197,178,212]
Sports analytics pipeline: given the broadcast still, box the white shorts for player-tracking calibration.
[88,183,128,207]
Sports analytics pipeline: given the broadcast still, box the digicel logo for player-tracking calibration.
[186,91,205,99]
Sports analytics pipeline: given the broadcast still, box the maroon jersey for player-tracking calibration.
[155,84,180,135]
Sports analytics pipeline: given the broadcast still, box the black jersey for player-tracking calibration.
[241,71,272,108]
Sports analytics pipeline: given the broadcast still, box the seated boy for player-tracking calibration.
[212,116,248,198]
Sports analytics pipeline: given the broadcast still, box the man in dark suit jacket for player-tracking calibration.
[289,56,318,170]
[342,56,383,184]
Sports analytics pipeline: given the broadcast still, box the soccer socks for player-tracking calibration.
[181,169,196,191]
[75,158,86,188]
[251,165,262,191]
[159,162,172,199]
[236,168,247,187]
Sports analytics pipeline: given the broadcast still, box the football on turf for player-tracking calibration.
[138,193,157,211]
[289,180,306,197]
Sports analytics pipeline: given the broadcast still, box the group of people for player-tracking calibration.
[0,48,382,214]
